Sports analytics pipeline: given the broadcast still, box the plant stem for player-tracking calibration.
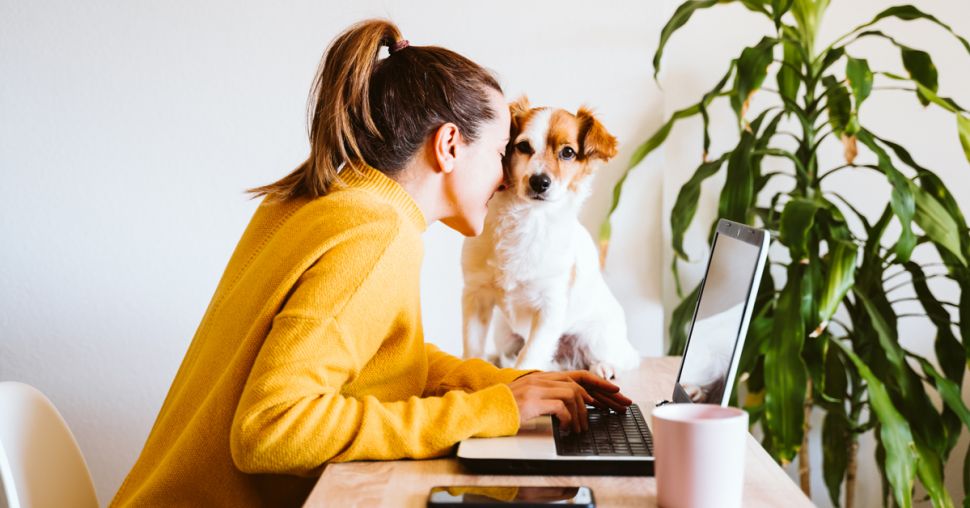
[846,438,858,508]
[800,378,813,496]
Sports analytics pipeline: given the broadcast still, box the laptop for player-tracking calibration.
[457,218,770,476]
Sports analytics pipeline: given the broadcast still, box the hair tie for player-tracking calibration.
[389,39,410,54]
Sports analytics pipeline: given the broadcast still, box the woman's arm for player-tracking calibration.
[230,314,522,477]
[423,343,538,396]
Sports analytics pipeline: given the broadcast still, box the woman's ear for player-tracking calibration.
[432,122,462,174]
[576,107,618,162]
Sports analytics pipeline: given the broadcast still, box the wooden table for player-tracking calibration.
[305,357,814,507]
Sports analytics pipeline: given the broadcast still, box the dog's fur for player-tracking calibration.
[460,97,641,379]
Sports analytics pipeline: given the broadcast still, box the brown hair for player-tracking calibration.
[247,19,503,201]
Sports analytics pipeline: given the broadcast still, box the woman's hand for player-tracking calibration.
[506,370,633,433]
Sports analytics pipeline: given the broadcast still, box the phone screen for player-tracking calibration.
[428,485,593,506]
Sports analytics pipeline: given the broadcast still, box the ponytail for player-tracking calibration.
[248,19,502,202]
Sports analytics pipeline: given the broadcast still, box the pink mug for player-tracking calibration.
[652,403,748,508]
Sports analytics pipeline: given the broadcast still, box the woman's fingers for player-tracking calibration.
[568,370,622,393]
[541,399,572,431]
[528,379,588,432]
[508,370,633,430]
[589,390,629,413]
[565,370,634,406]
[574,386,588,431]
[549,386,581,432]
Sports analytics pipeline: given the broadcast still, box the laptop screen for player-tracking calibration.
[675,222,766,405]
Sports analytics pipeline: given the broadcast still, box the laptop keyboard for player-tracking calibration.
[552,403,653,456]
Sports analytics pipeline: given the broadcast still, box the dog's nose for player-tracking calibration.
[529,173,552,193]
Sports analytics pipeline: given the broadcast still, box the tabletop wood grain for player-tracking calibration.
[305,357,815,507]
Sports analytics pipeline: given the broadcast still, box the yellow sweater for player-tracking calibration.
[111,165,535,507]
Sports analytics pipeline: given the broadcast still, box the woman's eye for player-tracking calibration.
[515,141,533,154]
[559,146,576,160]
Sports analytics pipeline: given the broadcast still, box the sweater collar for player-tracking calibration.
[336,164,428,232]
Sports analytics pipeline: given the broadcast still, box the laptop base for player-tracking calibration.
[457,457,654,476]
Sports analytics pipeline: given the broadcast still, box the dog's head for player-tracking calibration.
[501,96,618,204]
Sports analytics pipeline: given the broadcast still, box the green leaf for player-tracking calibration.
[730,37,777,123]
[822,410,850,507]
[855,288,949,467]
[913,185,968,266]
[822,76,852,136]
[857,130,917,262]
[815,46,845,78]
[868,134,970,258]
[958,114,970,164]
[900,47,939,107]
[771,0,793,28]
[834,340,917,508]
[701,61,738,160]
[879,71,967,114]
[764,265,808,463]
[737,0,771,15]
[845,55,873,108]
[914,354,970,431]
[853,291,905,382]
[961,285,970,371]
[667,283,701,355]
[778,198,822,261]
[845,5,970,56]
[653,0,721,80]
[738,310,774,381]
[716,108,777,227]
[903,262,965,386]
[817,239,857,328]
[717,138,756,223]
[821,339,847,402]
[777,37,802,104]
[671,154,731,261]
[914,443,954,508]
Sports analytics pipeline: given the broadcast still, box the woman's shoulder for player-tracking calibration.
[250,189,416,252]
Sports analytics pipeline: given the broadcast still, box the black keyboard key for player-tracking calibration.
[552,403,653,457]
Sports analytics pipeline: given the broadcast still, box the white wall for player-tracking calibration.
[1,1,967,506]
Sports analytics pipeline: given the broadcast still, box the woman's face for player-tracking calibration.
[441,89,511,237]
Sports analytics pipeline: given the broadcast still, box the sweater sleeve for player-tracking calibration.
[423,343,539,397]
[229,224,523,477]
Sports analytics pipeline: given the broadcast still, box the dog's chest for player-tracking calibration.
[486,211,575,295]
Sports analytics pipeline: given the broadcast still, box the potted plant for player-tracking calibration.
[598,1,970,506]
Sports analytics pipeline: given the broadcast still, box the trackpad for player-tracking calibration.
[517,416,553,435]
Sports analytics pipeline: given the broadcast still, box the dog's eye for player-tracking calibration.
[559,146,576,160]
[515,141,534,155]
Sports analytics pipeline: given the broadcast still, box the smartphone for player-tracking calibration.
[427,485,594,507]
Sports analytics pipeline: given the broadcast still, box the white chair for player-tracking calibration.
[0,382,98,508]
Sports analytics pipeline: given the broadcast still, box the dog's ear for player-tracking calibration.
[509,95,531,135]
[577,106,618,162]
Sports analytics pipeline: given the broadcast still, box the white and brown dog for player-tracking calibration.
[460,97,641,379]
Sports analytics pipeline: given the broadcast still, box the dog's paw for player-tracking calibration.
[590,362,616,380]
[498,353,518,369]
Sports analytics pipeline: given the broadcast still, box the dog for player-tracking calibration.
[460,96,641,379]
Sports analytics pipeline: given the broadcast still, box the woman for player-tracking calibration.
[111,19,632,507]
